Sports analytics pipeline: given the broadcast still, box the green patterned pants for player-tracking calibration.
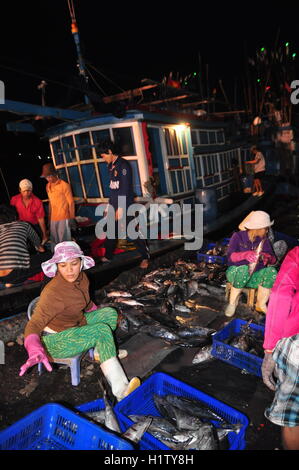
[42,307,118,363]
[226,265,277,289]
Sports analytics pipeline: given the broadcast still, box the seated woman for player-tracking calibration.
[225,211,277,317]
[262,246,299,450]
[19,241,140,401]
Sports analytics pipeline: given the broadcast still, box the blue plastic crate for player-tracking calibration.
[115,372,249,450]
[197,242,227,265]
[0,403,134,450]
[76,398,105,414]
[212,319,264,377]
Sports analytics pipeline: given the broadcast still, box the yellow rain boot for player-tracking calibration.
[224,287,242,317]
[255,286,270,314]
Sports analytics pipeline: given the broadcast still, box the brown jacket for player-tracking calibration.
[24,271,93,338]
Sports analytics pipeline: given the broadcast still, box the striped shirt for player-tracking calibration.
[0,221,41,270]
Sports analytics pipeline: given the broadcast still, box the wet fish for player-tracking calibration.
[122,417,152,444]
[128,415,177,434]
[171,406,204,431]
[160,299,173,315]
[98,380,121,433]
[151,431,192,450]
[198,283,224,296]
[123,311,155,328]
[107,291,132,298]
[164,394,227,425]
[175,305,191,313]
[118,316,130,333]
[185,424,218,450]
[83,409,106,425]
[114,298,144,307]
[139,281,161,291]
[177,326,216,339]
[139,324,180,342]
[192,345,215,364]
[187,280,199,297]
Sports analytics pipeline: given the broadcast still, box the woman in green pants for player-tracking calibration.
[19,241,140,401]
[225,211,277,317]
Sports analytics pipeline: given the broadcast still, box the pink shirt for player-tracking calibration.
[263,246,299,350]
[10,193,45,225]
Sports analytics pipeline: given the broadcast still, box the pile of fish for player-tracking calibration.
[129,394,242,450]
[226,321,264,358]
[99,259,227,347]
[205,241,229,258]
[80,381,242,450]
[80,381,152,446]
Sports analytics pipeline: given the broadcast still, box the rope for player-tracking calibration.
[85,64,107,96]
[86,62,125,93]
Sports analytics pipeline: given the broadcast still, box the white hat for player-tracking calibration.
[19,179,33,191]
[242,211,274,230]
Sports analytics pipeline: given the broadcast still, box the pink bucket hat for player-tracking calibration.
[41,241,95,278]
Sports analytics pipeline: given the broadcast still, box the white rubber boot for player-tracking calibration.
[225,287,242,317]
[100,357,140,401]
[255,286,270,314]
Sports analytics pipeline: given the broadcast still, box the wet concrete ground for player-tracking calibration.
[0,185,298,451]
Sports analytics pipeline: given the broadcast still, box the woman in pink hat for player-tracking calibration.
[19,241,140,401]
[225,211,277,317]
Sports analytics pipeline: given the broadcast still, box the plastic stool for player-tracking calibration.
[27,297,93,386]
[225,283,257,308]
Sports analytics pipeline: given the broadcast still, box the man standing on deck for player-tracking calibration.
[40,163,75,249]
[247,146,266,196]
[10,179,48,245]
[96,139,150,269]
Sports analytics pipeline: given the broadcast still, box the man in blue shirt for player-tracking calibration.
[97,140,150,269]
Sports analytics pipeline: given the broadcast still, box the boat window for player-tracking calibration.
[129,160,142,196]
[209,131,216,144]
[97,162,110,198]
[170,171,178,193]
[164,129,172,155]
[75,132,93,161]
[112,127,136,156]
[57,167,68,183]
[51,140,64,166]
[181,133,188,154]
[185,170,192,190]
[67,166,84,198]
[92,129,111,147]
[61,136,77,163]
[177,171,184,193]
[216,130,225,143]
[191,130,198,145]
[199,131,208,145]
[80,164,100,198]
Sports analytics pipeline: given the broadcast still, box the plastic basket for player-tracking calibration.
[212,319,264,377]
[115,372,249,450]
[0,403,134,450]
[76,398,105,414]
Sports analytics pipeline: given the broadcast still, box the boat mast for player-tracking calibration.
[67,0,90,105]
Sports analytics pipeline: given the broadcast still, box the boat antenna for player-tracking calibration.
[67,0,90,105]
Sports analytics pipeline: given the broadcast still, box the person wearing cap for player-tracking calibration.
[225,211,277,317]
[261,246,299,449]
[10,179,48,245]
[246,146,266,196]
[96,139,150,269]
[40,163,75,248]
[19,241,140,401]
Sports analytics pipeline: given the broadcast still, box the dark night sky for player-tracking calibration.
[0,1,298,199]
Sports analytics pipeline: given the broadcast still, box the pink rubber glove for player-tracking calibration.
[261,252,275,266]
[19,334,52,376]
[85,302,98,313]
[230,251,258,263]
